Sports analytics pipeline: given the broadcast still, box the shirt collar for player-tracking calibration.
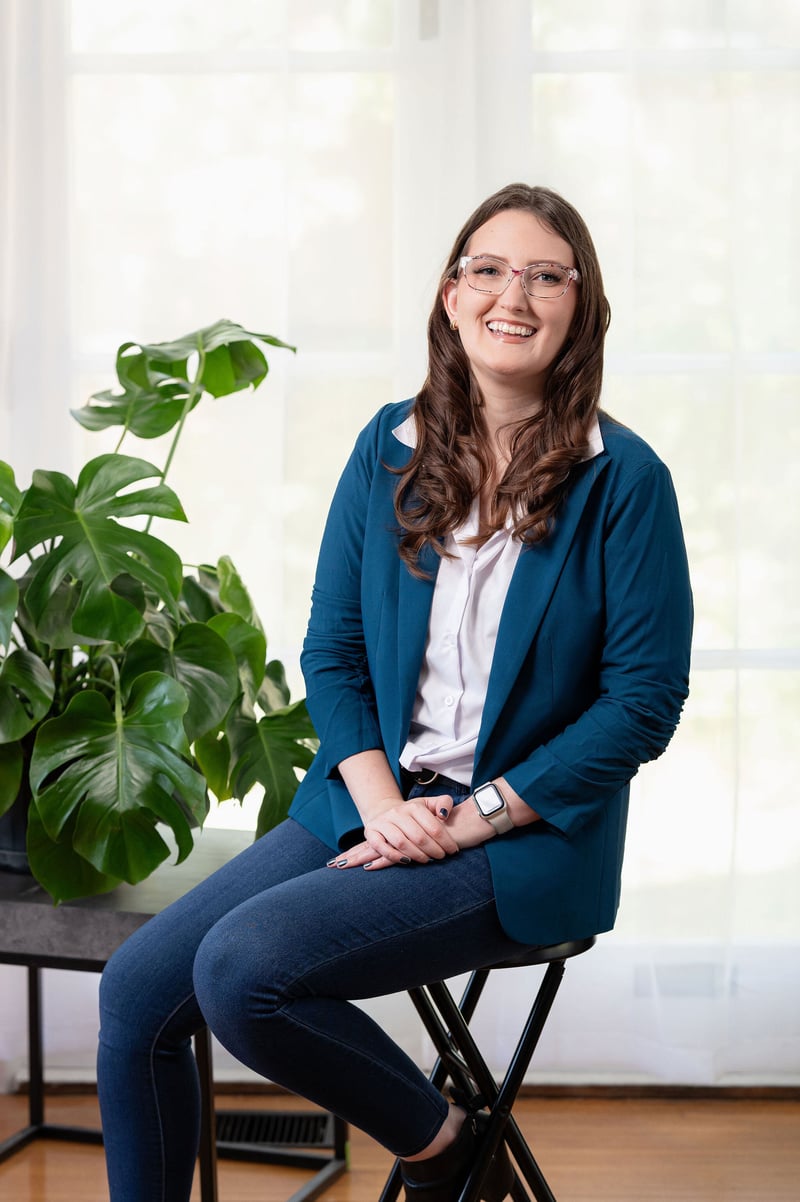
[392,412,605,462]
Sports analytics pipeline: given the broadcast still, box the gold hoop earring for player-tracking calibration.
[450,319,458,331]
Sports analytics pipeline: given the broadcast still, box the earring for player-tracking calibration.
[450,319,458,331]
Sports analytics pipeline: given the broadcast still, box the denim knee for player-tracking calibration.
[98,941,154,1048]
[193,913,284,1049]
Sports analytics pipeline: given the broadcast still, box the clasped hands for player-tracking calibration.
[327,795,484,873]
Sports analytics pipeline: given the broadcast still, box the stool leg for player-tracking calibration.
[194,1026,219,1202]
[378,972,493,1202]
[433,962,567,1202]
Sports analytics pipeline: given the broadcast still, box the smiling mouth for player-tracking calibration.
[486,320,536,338]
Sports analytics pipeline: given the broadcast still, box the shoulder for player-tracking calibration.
[598,412,666,469]
[351,398,416,465]
[596,411,675,491]
[594,413,685,538]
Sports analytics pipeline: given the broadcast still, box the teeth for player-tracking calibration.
[487,321,535,337]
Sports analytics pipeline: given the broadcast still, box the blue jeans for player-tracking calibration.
[98,789,528,1202]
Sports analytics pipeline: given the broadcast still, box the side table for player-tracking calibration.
[0,828,348,1202]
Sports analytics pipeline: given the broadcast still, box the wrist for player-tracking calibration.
[361,796,403,825]
[472,781,515,836]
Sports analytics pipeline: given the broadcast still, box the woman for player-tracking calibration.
[98,183,692,1202]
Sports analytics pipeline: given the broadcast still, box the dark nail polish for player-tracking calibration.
[336,858,348,867]
[439,807,449,817]
[399,855,412,865]
[363,861,373,869]
[326,858,337,867]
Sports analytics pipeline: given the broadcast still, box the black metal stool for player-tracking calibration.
[378,936,596,1202]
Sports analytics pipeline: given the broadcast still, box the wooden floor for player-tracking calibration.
[1,1090,798,1201]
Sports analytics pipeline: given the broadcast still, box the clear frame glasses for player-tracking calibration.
[459,255,581,300]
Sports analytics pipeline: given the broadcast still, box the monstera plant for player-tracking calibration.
[0,319,316,903]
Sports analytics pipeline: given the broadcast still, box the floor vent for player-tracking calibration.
[215,1109,336,1148]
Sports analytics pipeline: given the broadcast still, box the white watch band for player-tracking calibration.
[482,806,515,835]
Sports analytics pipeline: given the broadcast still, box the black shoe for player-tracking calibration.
[400,1111,513,1202]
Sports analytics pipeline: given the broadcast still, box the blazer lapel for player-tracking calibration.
[476,456,609,765]
[395,542,440,753]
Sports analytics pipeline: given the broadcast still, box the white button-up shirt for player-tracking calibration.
[394,413,604,785]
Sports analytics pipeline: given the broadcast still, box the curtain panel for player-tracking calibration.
[0,0,798,1089]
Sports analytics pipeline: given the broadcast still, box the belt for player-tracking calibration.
[399,766,466,796]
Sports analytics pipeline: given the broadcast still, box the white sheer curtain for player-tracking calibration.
[1,0,798,1090]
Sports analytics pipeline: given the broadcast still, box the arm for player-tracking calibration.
[502,459,693,836]
[299,414,386,776]
[302,408,460,864]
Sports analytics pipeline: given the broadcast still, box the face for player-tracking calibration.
[443,208,578,408]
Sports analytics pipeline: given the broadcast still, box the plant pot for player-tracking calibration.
[0,793,32,874]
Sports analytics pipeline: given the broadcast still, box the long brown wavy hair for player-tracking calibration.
[393,183,611,573]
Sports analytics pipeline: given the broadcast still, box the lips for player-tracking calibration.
[486,320,536,337]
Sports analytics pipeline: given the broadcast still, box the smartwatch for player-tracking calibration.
[472,782,514,835]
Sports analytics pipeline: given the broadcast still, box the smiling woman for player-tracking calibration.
[95,180,692,1202]
[395,183,611,569]
[443,209,579,410]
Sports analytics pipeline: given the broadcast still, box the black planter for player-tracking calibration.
[0,794,32,873]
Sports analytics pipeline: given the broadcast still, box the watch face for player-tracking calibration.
[475,784,504,816]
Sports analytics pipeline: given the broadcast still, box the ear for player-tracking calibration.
[442,278,459,325]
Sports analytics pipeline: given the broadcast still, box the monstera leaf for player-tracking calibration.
[207,613,267,708]
[13,455,185,645]
[120,621,241,742]
[25,803,123,904]
[29,672,207,892]
[0,569,19,650]
[0,461,22,554]
[226,701,317,837]
[0,649,55,743]
[71,320,296,437]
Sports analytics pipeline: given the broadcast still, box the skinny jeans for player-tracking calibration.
[97,786,528,1202]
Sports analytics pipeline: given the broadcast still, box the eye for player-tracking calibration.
[526,264,568,289]
[472,259,504,278]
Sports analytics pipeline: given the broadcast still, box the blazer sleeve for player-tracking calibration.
[299,412,386,777]
[502,458,693,837]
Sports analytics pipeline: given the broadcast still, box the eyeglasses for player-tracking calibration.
[459,255,581,300]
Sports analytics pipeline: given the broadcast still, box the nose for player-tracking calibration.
[499,270,529,308]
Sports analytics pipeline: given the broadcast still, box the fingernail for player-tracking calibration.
[399,856,412,865]
[336,858,348,867]
[363,861,373,869]
[326,858,337,867]
[439,807,449,818]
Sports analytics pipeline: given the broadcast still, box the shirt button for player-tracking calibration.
[444,695,455,707]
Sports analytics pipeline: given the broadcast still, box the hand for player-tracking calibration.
[328,795,459,872]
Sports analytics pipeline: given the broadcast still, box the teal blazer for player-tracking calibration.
[289,400,693,945]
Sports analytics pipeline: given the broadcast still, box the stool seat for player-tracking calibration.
[489,935,596,970]
[380,935,597,1202]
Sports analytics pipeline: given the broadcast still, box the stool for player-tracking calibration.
[378,936,596,1202]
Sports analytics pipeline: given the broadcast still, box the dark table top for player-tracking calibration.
[0,828,253,969]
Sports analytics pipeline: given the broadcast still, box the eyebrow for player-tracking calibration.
[470,253,575,268]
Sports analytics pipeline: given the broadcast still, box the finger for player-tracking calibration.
[423,793,455,821]
[326,840,378,869]
[362,855,396,871]
[363,823,432,864]
[396,805,460,857]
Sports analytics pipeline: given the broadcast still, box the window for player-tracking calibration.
[2,0,798,1085]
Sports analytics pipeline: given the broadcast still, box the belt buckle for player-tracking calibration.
[415,769,439,786]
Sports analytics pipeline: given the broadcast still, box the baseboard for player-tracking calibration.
[11,1081,800,1101]
[518,1083,800,1101]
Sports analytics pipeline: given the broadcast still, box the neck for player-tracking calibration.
[479,387,543,461]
